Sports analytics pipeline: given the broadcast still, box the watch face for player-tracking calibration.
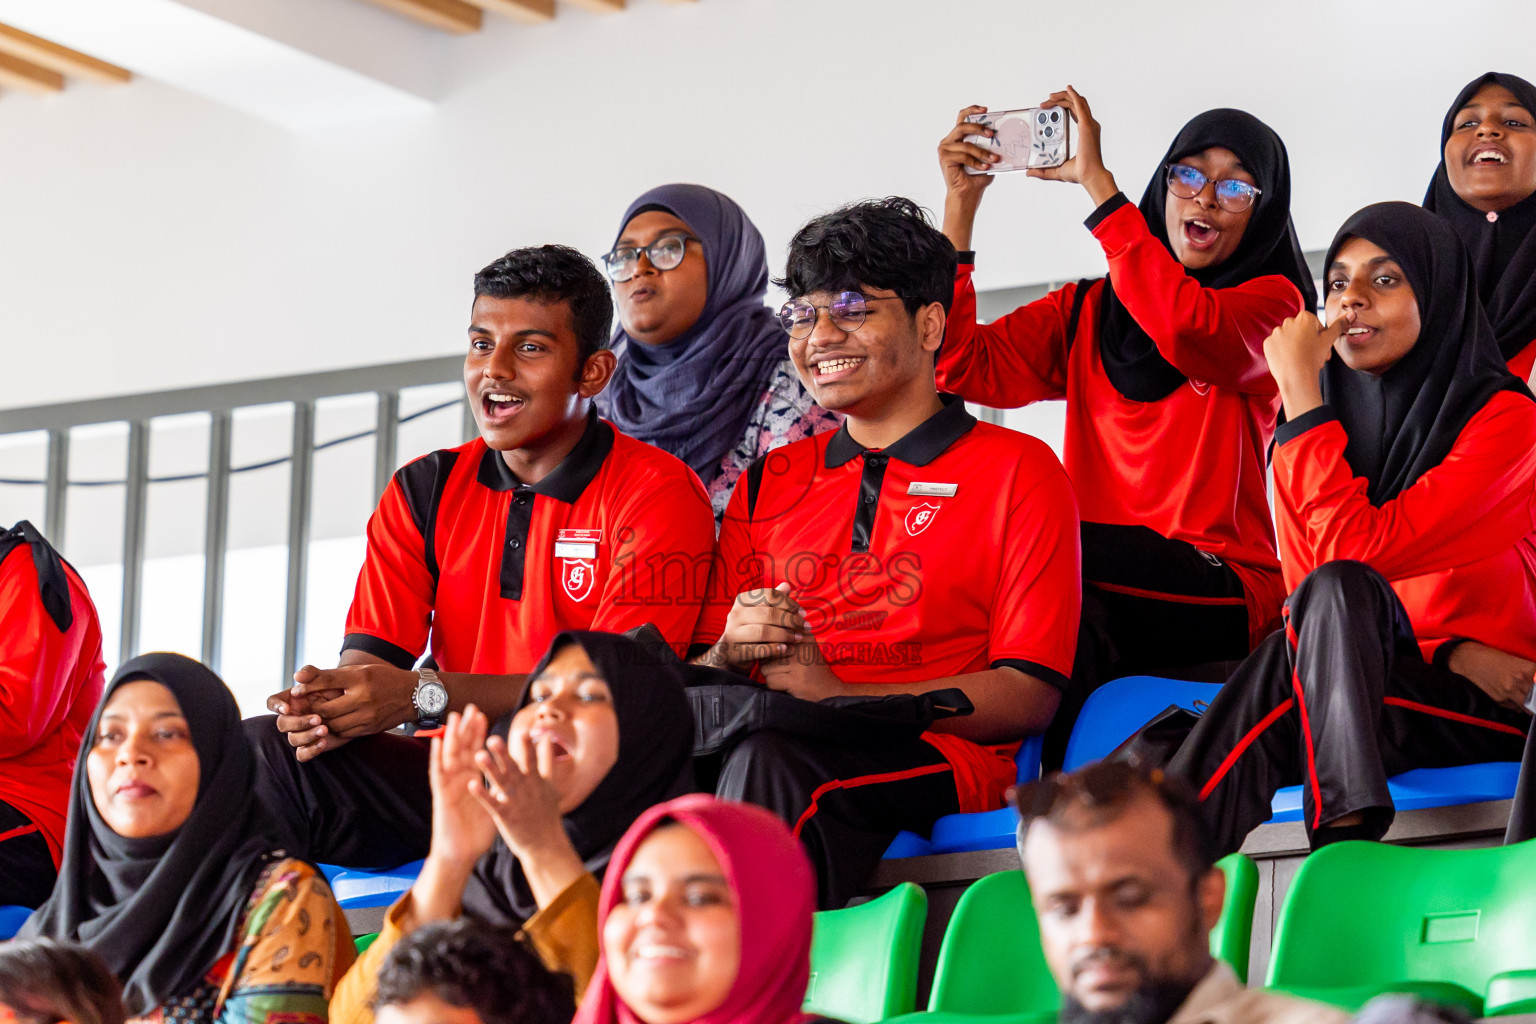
[418,681,449,717]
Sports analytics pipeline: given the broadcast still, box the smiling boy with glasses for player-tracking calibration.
[691,197,1081,909]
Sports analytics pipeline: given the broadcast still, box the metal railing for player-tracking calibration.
[0,355,469,674]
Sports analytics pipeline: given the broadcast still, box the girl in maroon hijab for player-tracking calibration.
[574,794,827,1024]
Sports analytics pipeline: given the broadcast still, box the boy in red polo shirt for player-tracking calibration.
[693,198,1081,907]
[0,521,105,907]
[247,245,714,868]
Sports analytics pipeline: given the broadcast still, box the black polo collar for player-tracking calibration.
[823,393,977,470]
[476,408,614,503]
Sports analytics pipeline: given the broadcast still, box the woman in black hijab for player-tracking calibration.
[1423,72,1536,378]
[331,630,700,1023]
[936,88,1314,764]
[1170,203,1536,858]
[20,653,354,1020]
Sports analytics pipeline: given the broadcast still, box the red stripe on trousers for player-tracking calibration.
[1088,581,1248,607]
[0,823,39,844]
[1383,696,1527,737]
[1198,698,1295,801]
[1282,616,1326,829]
[791,763,953,839]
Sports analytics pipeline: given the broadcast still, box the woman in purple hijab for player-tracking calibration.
[596,184,839,525]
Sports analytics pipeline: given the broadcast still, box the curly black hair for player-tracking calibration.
[373,919,576,1024]
[0,939,125,1024]
[473,244,614,366]
[775,196,957,315]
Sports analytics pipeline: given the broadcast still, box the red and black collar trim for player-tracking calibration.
[823,393,977,470]
[475,408,614,504]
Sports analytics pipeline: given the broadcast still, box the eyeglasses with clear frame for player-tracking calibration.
[601,233,701,283]
[777,291,908,340]
[1165,163,1263,213]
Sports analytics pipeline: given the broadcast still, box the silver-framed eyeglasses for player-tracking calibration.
[601,233,701,283]
[777,291,908,340]
[1165,163,1263,213]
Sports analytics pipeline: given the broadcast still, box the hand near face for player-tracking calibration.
[1263,310,1352,420]
[428,706,498,867]
[470,732,569,860]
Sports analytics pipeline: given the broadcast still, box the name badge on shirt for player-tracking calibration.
[554,529,601,561]
[907,482,958,497]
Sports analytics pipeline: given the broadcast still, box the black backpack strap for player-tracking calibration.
[745,456,767,523]
[1063,277,1096,353]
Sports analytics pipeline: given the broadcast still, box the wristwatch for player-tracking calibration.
[412,667,449,729]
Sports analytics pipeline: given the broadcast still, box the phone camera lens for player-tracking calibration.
[1050,110,1061,123]
[1042,126,1054,138]
[1037,111,1047,124]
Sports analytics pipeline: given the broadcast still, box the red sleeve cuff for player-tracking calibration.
[1084,192,1132,232]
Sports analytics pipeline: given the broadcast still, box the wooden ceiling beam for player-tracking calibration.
[561,0,625,13]
[0,51,63,95]
[362,0,483,33]
[465,0,555,23]
[0,23,131,85]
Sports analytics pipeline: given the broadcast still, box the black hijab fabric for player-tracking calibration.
[19,654,284,1016]
[1321,202,1530,503]
[1422,72,1536,364]
[596,184,790,484]
[459,630,699,925]
[1099,108,1315,402]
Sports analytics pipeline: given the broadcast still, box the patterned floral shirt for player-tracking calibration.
[129,858,355,1024]
[706,358,841,526]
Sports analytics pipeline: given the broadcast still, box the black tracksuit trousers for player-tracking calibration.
[716,731,960,911]
[1170,560,1529,858]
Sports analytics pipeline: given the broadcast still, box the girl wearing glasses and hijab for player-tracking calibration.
[1423,72,1536,381]
[936,88,1314,763]
[597,185,840,526]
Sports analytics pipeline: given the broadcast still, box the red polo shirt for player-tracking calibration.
[1273,392,1536,663]
[695,396,1081,812]
[344,411,715,675]
[938,196,1304,645]
[0,524,105,865]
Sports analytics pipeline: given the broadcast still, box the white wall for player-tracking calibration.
[2,0,1534,411]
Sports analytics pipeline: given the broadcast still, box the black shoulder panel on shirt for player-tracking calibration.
[394,449,460,586]
[745,455,767,522]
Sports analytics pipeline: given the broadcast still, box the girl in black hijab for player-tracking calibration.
[1423,72,1536,378]
[20,653,354,1020]
[331,630,699,1024]
[936,88,1314,764]
[1170,203,1536,858]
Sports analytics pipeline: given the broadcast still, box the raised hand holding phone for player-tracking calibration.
[1026,86,1118,207]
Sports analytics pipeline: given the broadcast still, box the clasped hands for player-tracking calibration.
[703,582,849,702]
[266,661,420,762]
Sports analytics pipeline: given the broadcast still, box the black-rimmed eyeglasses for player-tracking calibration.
[1165,163,1262,213]
[601,233,701,283]
[777,291,908,340]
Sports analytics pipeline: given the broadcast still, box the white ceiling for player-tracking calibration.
[1,0,1533,409]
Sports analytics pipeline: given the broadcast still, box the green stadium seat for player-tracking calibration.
[1267,839,1536,1014]
[893,855,1257,1024]
[804,881,927,1024]
[354,931,380,954]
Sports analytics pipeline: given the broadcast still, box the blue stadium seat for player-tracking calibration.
[1063,677,1521,823]
[883,733,1044,858]
[326,859,424,910]
[0,904,32,940]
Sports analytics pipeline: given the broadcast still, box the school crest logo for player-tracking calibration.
[562,559,596,602]
[905,502,941,537]
[1189,378,1211,396]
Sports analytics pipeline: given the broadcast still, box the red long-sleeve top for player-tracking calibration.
[0,546,104,865]
[1508,340,1536,381]
[1273,391,1536,662]
[938,196,1306,644]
